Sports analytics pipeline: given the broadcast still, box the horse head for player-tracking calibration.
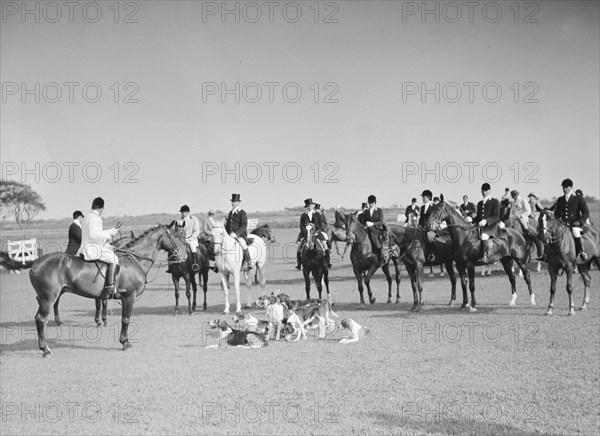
[254,224,276,243]
[538,210,561,244]
[211,218,227,255]
[159,225,187,262]
[428,196,449,231]
[305,223,317,249]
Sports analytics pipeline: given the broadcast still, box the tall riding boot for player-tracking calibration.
[325,249,332,269]
[192,251,200,272]
[104,263,117,296]
[244,248,253,270]
[296,251,302,270]
[574,237,587,261]
[478,241,489,263]
[534,239,545,261]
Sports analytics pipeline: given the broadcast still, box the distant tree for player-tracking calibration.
[0,180,46,230]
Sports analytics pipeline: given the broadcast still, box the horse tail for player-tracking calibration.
[0,252,35,271]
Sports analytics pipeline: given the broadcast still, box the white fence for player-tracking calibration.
[6,238,39,264]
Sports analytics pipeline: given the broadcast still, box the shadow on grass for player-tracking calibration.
[368,411,542,436]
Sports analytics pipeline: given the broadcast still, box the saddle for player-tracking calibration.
[77,254,120,284]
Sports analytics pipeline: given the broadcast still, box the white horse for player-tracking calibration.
[211,220,267,313]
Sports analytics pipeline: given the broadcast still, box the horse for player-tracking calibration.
[52,230,137,327]
[345,212,402,306]
[387,225,457,311]
[428,197,535,311]
[167,220,210,314]
[299,223,330,300]
[538,211,600,315]
[211,220,268,313]
[27,224,186,356]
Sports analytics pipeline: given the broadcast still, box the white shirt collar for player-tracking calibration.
[483,195,491,203]
[231,206,239,214]
[73,219,82,228]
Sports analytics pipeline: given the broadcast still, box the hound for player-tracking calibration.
[205,320,268,349]
[232,311,269,337]
[338,318,371,344]
[266,295,285,340]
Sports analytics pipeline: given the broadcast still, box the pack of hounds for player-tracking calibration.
[205,291,370,349]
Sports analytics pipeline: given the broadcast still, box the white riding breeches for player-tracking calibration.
[571,227,583,238]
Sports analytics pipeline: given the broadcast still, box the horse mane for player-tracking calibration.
[122,225,163,249]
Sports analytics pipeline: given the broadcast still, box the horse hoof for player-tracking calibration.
[469,306,477,313]
[370,298,376,305]
[96,322,102,328]
[395,299,400,304]
[545,310,552,316]
[55,321,63,326]
[42,349,52,358]
[122,343,132,351]
[410,305,417,312]
[223,309,230,314]
[386,299,392,304]
[203,305,208,311]
[358,304,366,310]
[579,305,587,311]
[530,296,537,306]
[568,308,575,316]
[509,299,516,306]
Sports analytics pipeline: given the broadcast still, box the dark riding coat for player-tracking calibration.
[473,198,501,233]
[364,207,384,229]
[553,194,589,226]
[418,203,433,227]
[226,209,249,243]
[405,205,419,223]
[334,210,346,228]
[459,202,476,219]
[65,222,82,256]
[300,211,323,238]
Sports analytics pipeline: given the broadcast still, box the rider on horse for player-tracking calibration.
[295,198,332,270]
[177,205,201,272]
[473,183,503,263]
[357,202,368,225]
[405,198,420,227]
[551,178,590,261]
[508,189,544,260]
[225,193,253,271]
[459,195,476,222]
[364,195,386,266]
[316,204,327,226]
[77,197,121,296]
[334,204,346,229]
[418,190,433,228]
[199,209,218,271]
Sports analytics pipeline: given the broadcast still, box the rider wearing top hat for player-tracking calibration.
[357,202,368,226]
[552,178,590,261]
[296,198,331,270]
[473,183,501,263]
[364,195,386,265]
[226,193,252,270]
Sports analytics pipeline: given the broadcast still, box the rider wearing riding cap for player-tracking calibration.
[473,183,502,263]
[418,190,434,228]
[77,197,121,296]
[177,205,201,272]
[364,195,386,265]
[225,193,253,271]
[551,178,590,261]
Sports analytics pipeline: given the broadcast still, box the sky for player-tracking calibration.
[1,0,599,219]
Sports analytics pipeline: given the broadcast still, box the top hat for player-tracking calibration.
[315,203,321,209]
[304,198,314,208]
[561,178,573,188]
[481,183,491,191]
[91,197,105,209]
[230,193,241,202]
[179,205,190,213]
[361,202,368,209]
[421,190,432,198]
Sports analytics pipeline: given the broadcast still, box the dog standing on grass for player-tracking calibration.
[266,295,286,341]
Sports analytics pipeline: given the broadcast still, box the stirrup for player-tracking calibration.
[578,252,588,261]
[192,263,200,272]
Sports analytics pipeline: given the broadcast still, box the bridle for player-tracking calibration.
[540,213,568,245]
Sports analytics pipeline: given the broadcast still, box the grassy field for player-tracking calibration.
[1,226,599,435]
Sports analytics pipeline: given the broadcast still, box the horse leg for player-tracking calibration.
[191,272,198,312]
[394,259,401,303]
[53,291,64,325]
[323,269,330,299]
[415,262,425,312]
[456,263,469,309]
[315,269,323,300]
[101,298,108,326]
[233,271,242,314]
[546,265,558,315]
[578,263,591,310]
[173,276,180,315]
[35,294,56,357]
[445,260,457,306]
[185,277,192,315]
[500,257,518,306]
[94,298,102,326]
[516,258,535,305]
[468,266,477,312]
[244,270,253,309]
[406,264,419,311]
[566,266,575,316]
[119,292,135,351]
[342,242,349,260]
[202,269,208,311]
[381,263,393,304]
[221,273,231,314]
[303,268,312,300]
[364,265,377,305]
[353,267,366,307]
[258,266,266,294]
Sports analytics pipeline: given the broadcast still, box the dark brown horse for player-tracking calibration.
[168,221,210,314]
[323,223,350,258]
[428,198,534,311]
[28,224,186,356]
[345,212,402,306]
[387,225,457,311]
[538,210,600,315]
[52,231,137,327]
[300,224,330,300]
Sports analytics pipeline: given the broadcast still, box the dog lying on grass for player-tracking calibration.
[338,318,370,344]
[205,320,268,349]
[232,311,269,337]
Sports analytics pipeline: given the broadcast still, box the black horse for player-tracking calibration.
[345,212,402,306]
[300,224,330,300]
